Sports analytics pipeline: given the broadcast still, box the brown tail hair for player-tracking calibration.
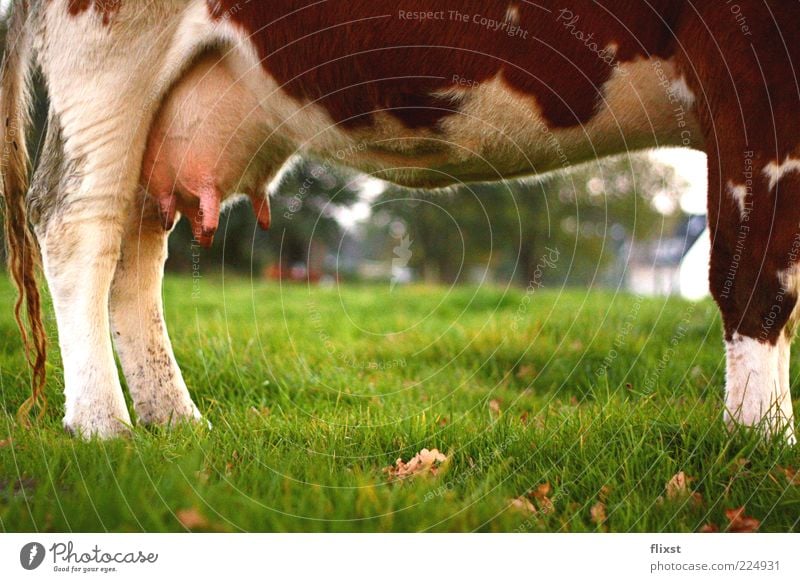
[1,0,47,426]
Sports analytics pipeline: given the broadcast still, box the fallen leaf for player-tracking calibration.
[489,399,502,416]
[531,482,551,499]
[176,508,208,530]
[725,506,760,533]
[0,438,11,448]
[510,496,536,514]
[590,501,607,525]
[383,448,447,481]
[666,471,691,500]
[780,467,800,486]
[529,482,554,514]
[698,523,719,533]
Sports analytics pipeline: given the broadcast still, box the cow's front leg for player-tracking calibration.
[39,213,131,438]
[707,155,799,444]
[675,8,799,443]
[109,192,202,426]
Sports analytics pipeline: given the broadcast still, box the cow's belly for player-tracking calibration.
[246,56,702,188]
[141,46,701,232]
[347,59,701,187]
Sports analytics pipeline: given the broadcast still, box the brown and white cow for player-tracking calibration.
[0,0,797,442]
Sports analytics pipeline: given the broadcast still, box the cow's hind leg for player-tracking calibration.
[109,192,202,426]
[35,150,133,437]
[33,0,215,437]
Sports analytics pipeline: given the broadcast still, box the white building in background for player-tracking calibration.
[624,214,710,300]
[678,227,710,300]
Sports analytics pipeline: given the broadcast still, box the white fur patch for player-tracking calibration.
[763,156,800,190]
[669,76,696,106]
[419,58,702,187]
[725,333,796,443]
[727,180,749,219]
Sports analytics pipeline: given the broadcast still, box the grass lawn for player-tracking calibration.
[1,275,799,532]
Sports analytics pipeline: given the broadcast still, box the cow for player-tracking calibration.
[0,0,797,443]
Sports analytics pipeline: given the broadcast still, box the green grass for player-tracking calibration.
[1,276,799,532]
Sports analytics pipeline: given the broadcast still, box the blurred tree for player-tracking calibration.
[370,153,689,287]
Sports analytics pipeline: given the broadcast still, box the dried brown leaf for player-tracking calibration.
[525,482,555,514]
[176,508,209,530]
[780,467,800,486]
[531,482,551,500]
[489,399,502,416]
[0,438,11,448]
[383,448,447,481]
[666,471,691,500]
[725,506,760,533]
[698,523,719,533]
[590,501,607,525]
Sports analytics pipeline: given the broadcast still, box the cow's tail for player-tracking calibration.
[1,0,47,427]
